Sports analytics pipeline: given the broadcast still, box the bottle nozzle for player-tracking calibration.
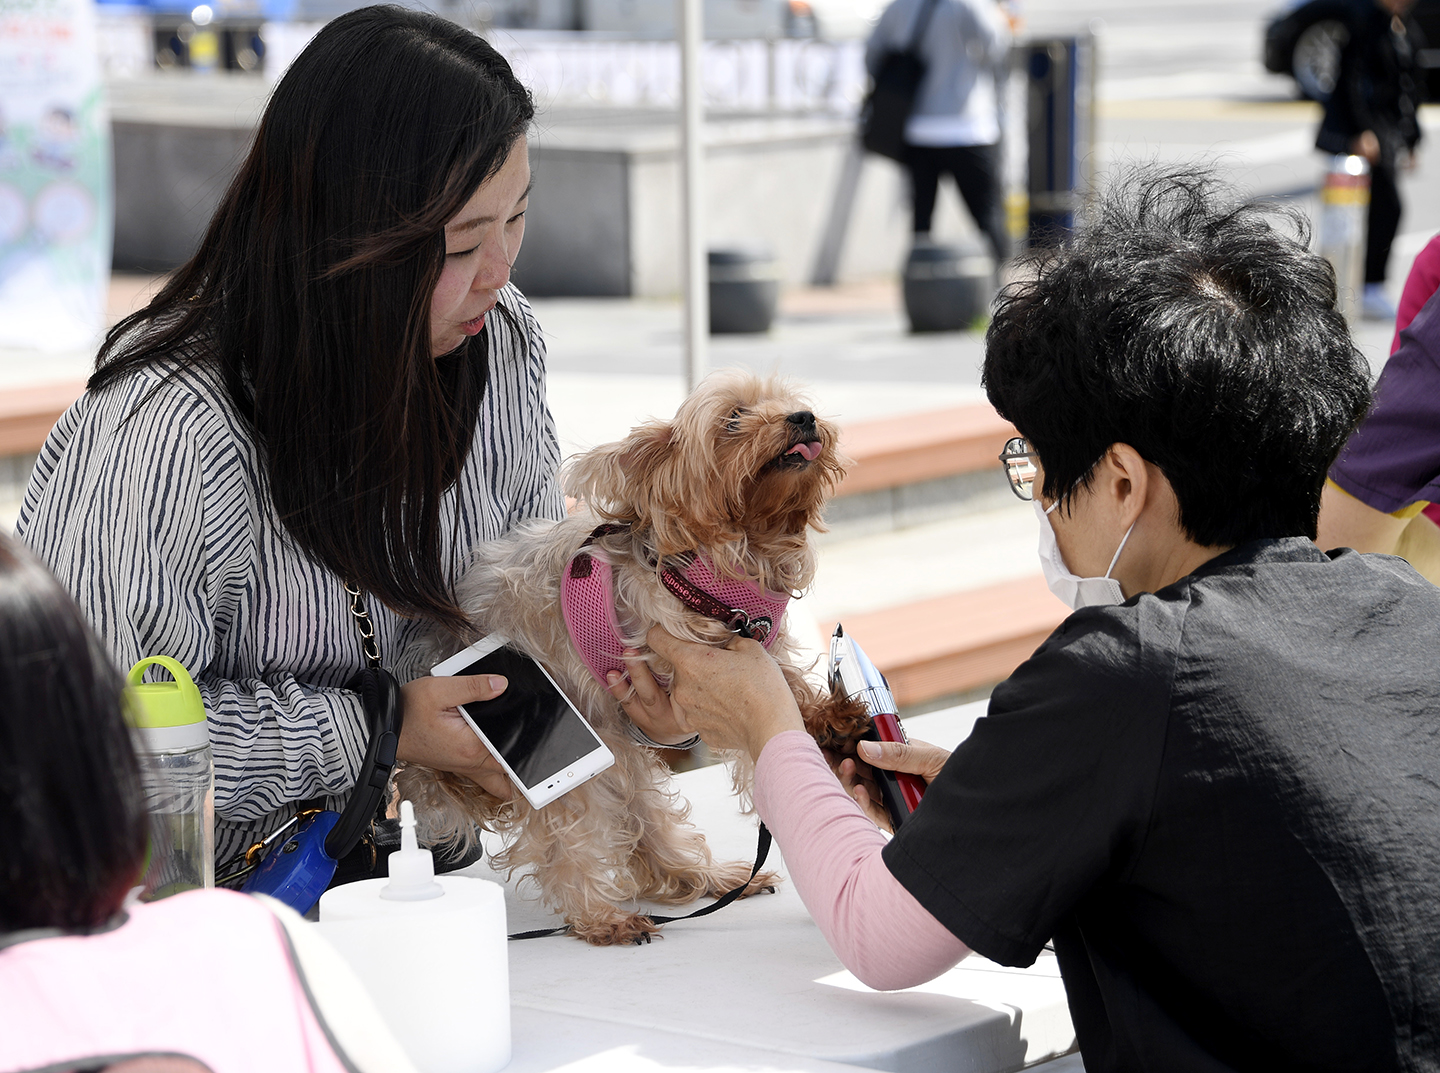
[379,800,444,901]
[400,799,420,853]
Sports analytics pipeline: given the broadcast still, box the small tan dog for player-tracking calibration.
[398,370,869,945]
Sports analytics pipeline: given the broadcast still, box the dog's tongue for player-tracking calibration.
[786,441,822,461]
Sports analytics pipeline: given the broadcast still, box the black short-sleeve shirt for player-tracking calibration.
[884,538,1440,1072]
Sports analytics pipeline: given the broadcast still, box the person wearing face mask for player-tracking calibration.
[626,171,1440,1069]
[1030,489,1132,609]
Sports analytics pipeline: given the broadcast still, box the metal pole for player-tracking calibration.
[810,136,864,286]
[679,0,707,390]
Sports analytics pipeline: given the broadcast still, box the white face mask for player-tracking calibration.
[1034,498,1135,610]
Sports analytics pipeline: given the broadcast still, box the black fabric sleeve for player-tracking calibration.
[882,599,1178,967]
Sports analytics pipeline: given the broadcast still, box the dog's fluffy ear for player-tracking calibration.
[564,421,722,555]
[564,421,674,523]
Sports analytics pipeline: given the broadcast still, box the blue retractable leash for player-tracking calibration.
[239,666,402,915]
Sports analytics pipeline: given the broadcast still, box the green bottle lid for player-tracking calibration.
[125,656,204,728]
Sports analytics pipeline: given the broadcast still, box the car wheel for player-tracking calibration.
[1292,19,1349,101]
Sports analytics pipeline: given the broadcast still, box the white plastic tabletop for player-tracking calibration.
[505,1007,890,1073]
[466,701,1078,1072]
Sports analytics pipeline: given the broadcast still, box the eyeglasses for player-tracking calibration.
[999,436,1038,501]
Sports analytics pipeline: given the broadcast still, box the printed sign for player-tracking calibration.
[0,0,112,352]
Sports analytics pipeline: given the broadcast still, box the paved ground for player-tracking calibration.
[3,3,1436,696]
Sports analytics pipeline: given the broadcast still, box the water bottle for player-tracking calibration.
[125,656,214,899]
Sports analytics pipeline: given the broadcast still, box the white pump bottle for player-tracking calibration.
[316,801,510,1073]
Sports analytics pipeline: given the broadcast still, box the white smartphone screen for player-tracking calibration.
[432,637,612,806]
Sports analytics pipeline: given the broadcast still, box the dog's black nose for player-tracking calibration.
[786,411,816,428]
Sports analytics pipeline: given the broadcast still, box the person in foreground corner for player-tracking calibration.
[0,533,418,1073]
[633,171,1440,1070]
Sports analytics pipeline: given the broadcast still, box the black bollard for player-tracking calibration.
[1024,33,1096,247]
[709,248,780,334]
[902,239,994,333]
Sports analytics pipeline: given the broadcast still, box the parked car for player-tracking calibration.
[1264,0,1440,101]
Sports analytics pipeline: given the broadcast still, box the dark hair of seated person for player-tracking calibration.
[0,534,147,933]
[983,168,1373,548]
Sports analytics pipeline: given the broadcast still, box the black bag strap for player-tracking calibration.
[215,586,404,885]
[323,583,404,861]
[508,822,773,942]
[325,665,404,861]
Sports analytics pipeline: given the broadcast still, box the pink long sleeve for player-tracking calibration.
[752,730,970,990]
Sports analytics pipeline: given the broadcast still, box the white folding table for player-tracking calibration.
[462,702,1080,1073]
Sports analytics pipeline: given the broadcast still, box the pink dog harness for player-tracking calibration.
[561,524,790,689]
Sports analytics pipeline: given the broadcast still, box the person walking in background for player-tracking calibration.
[1316,0,1423,320]
[865,0,1012,262]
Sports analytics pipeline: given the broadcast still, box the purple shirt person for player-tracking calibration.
[1320,274,1440,580]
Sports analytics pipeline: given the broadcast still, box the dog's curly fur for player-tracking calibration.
[397,371,871,945]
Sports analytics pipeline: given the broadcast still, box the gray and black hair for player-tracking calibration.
[984,168,1371,547]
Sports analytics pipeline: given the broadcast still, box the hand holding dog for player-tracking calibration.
[398,373,854,943]
[398,674,515,800]
[603,650,690,746]
[646,627,805,760]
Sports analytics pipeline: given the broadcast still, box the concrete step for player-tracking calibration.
[811,402,1059,709]
[0,380,85,456]
[0,382,83,519]
[827,402,1020,535]
[835,402,1016,496]
[817,574,1064,709]
[806,503,1039,621]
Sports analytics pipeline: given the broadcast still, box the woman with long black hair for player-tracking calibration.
[17,6,556,874]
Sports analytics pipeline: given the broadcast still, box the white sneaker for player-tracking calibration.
[1362,283,1397,321]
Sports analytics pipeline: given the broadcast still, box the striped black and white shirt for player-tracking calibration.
[17,284,564,870]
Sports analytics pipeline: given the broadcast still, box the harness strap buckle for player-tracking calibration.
[728,611,774,643]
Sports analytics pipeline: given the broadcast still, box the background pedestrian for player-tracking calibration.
[1316,0,1424,320]
[865,0,1013,262]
